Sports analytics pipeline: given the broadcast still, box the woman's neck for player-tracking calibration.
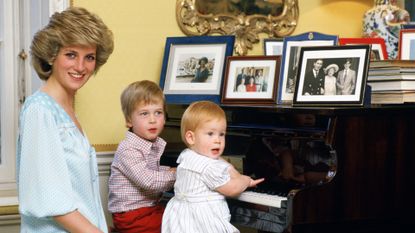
[41,79,75,113]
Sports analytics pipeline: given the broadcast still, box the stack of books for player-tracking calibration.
[367,60,415,104]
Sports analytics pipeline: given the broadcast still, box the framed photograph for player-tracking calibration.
[339,37,388,61]
[221,56,281,105]
[264,38,284,56]
[398,29,415,60]
[159,35,235,104]
[293,45,370,107]
[278,32,338,104]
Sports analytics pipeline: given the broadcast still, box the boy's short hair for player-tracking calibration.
[180,101,226,146]
[120,80,166,124]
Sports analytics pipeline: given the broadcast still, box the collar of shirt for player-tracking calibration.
[177,148,224,174]
[124,131,166,156]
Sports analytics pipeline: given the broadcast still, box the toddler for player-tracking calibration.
[162,101,264,233]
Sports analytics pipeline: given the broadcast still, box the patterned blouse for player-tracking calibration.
[16,91,108,232]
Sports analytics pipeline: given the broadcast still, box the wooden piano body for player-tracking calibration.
[161,104,415,233]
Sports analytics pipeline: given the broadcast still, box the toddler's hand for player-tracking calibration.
[249,178,265,188]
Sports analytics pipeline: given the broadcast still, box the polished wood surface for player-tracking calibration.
[291,109,415,233]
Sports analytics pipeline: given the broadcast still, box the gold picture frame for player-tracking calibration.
[176,0,299,56]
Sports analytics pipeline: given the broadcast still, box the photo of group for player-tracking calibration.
[293,45,370,106]
[301,57,359,96]
[222,56,280,105]
[175,54,215,83]
[233,66,269,93]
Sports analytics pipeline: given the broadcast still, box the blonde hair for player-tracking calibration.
[180,101,226,147]
[30,7,114,80]
[120,80,166,124]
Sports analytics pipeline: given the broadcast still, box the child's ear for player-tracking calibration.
[126,119,133,128]
[184,130,195,146]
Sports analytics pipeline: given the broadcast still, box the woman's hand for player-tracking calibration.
[54,210,104,233]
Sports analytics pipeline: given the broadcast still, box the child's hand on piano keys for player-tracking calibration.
[248,177,265,188]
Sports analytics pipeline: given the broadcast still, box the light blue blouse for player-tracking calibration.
[16,91,108,233]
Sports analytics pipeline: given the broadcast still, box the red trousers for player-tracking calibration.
[112,205,165,233]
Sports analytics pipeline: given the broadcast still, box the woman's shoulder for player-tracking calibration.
[21,91,69,123]
[22,91,53,112]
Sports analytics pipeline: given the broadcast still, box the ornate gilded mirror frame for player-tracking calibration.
[176,0,299,55]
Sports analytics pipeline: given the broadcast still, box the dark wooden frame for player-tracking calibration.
[221,55,281,105]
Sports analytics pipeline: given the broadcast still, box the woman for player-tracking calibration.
[324,63,339,96]
[246,76,257,92]
[191,57,210,82]
[236,76,247,92]
[16,7,114,233]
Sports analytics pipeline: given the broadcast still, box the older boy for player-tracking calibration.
[108,80,176,233]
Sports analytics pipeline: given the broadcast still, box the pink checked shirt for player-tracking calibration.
[108,131,176,213]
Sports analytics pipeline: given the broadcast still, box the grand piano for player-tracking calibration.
[160,104,415,233]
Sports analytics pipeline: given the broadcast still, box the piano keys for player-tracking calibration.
[235,190,287,208]
[225,131,336,233]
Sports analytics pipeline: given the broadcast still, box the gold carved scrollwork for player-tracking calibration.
[176,0,299,55]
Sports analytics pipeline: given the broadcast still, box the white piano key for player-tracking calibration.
[234,191,287,208]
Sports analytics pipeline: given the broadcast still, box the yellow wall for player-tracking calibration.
[72,0,373,147]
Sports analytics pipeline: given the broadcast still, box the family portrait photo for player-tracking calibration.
[222,56,280,105]
[232,66,269,93]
